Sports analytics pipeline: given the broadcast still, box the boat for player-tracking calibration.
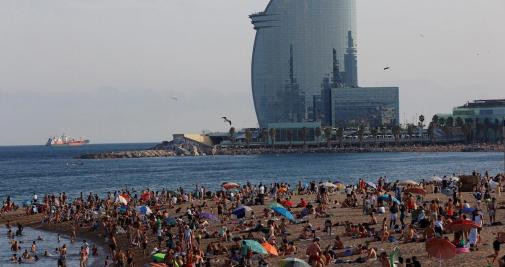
[46,134,90,147]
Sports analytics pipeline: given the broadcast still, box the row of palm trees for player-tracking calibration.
[429,115,504,143]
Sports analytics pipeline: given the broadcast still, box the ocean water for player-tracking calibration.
[0,226,104,266]
[0,144,504,203]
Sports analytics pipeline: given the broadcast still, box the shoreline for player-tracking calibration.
[76,143,505,159]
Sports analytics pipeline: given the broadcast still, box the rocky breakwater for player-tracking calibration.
[77,150,176,159]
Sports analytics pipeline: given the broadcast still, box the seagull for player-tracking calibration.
[170,96,178,101]
[419,33,425,38]
[221,116,232,126]
[384,66,390,70]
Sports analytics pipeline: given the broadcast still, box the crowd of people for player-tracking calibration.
[1,171,505,266]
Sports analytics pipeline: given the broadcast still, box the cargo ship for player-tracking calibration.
[46,134,90,147]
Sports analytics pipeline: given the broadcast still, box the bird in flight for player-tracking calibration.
[171,96,178,101]
[221,116,232,126]
[384,66,390,70]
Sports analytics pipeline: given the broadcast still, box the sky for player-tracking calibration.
[1,0,504,145]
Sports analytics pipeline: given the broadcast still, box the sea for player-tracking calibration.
[1,144,504,204]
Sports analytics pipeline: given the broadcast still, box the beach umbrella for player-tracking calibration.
[116,195,128,205]
[447,220,479,232]
[164,217,177,226]
[279,258,310,267]
[365,181,377,190]
[199,212,219,221]
[271,206,296,222]
[222,182,240,190]
[391,196,401,204]
[334,180,343,184]
[242,240,268,255]
[462,207,475,214]
[151,253,165,263]
[426,238,456,260]
[444,176,459,182]
[405,187,427,195]
[136,205,152,215]
[335,183,345,190]
[278,187,288,193]
[262,242,279,256]
[269,202,285,210]
[232,206,253,218]
[398,180,419,186]
[281,200,295,208]
[378,194,390,201]
[430,176,443,182]
[320,182,337,188]
[489,180,499,189]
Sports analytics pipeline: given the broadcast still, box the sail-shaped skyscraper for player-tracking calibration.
[250,0,357,128]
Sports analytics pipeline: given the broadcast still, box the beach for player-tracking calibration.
[2,173,505,267]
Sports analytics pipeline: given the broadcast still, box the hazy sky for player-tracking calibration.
[1,0,504,145]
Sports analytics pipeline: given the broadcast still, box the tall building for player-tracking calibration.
[250,0,357,128]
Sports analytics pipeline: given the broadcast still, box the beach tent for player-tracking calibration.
[426,238,456,264]
[242,240,268,254]
[232,206,252,218]
[199,212,219,221]
[136,205,152,215]
[222,182,240,190]
[151,253,165,262]
[279,258,310,267]
[261,242,279,256]
[398,180,419,186]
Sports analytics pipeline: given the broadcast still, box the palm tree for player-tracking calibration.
[455,117,464,128]
[438,117,446,128]
[357,126,364,147]
[336,127,344,148]
[445,116,454,138]
[315,127,322,147]
[370,127,378,147]
[268,128,276,149]
[323,127,332,148]
[228,127,236,147]
[407,123,415,143]
[418,114,425,129]
[431,115,439,126]
[261,128,269,148]
[392,125,401,144]
[301,127,308,148]
[244,129,252,148]
[286,128,293,148]
[428,122,436,143]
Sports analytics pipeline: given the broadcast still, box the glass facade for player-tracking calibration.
[250,0,357,128]
[331,87,400,128]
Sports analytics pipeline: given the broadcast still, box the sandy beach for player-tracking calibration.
[2,175,505,267]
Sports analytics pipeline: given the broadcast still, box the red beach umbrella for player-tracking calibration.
[262,242,279,256]
[447,220,479,232]
[222,182,240,190]
[426,238,456,260]
[281,200,295,208]
[405,187,427,195]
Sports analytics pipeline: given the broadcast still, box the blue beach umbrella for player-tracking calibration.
[199,212,219,221]
[242,240,268,255]
[271,206,296,222]
[462,207,475,214]
[136,205,152,215]
[232,206,252,218]
[280,258,310,267]
[378,194,390,201]
[268,202,285,210]
[391,197,401,205]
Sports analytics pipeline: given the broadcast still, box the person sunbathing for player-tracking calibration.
[401,224,417,243]
[381,226,390,243]
[333,235,344,250]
